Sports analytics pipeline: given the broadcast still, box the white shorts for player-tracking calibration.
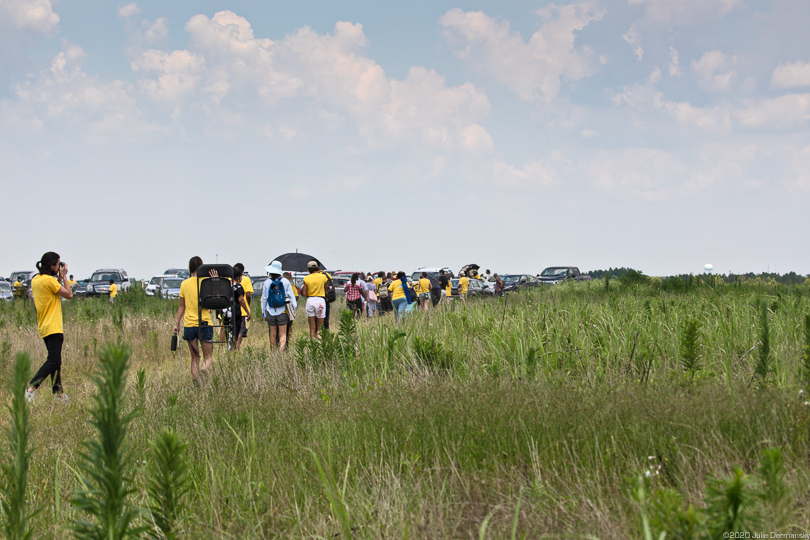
[305,297,326,319]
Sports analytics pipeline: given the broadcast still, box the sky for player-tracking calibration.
[1,0,809,280]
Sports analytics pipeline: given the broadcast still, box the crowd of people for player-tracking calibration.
[23,251,508,394]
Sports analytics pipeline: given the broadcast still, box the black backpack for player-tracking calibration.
[324,274,336,303]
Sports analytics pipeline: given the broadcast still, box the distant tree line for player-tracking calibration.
[586,268,808,285]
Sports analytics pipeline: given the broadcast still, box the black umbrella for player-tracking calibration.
[271,253,326,273]
[459,263,480,277]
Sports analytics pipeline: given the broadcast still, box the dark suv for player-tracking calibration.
[85,269,131,297]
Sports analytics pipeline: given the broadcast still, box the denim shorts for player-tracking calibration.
[418,292,430,301]
[183,325,213,342]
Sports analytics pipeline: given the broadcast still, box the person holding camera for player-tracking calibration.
[26,252,73,403]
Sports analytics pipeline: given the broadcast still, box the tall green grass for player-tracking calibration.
[0,279,809,537]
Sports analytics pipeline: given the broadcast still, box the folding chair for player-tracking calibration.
[195,264,238,347]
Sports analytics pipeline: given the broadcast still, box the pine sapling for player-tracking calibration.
[146,429,192,540]
[70,343,145,540]
[1,352,39,540]
[757,447,788,528]
[705,467,758,536]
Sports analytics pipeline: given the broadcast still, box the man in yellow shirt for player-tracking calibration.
[68,275,77,291]
[109,280,118,303]
[173,256,214,386]
[458,274,470,302]
[234,263,253,347]
[300,260,328,338]
[12,278,23,299]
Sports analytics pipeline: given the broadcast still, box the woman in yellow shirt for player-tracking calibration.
[388,271,413,321]
[173,256,214,386]
[416,271,432,311]
[299,261,329,338]
[26,251,73,402]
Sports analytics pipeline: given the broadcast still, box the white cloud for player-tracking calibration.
[736,94,810,129]
[669,47,681,76]
[7,42,164,140]
[131,49,205,102]
[622,24,643,61]
[691,50,733,91]
[439,4,604,102]
[152,11,492,151]
[628,0,742,24]
[771,61,810,89]
[493,151,567,189]
[656,99,731,131]
[0,0,59,34]
[117,3,140,19]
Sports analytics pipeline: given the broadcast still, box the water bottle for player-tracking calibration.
[170,334,178,351]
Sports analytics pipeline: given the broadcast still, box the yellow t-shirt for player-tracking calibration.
[304,272,328,297]
[417,278,431,295]
[446,281,452,296]
[13,281,22,296]
[180,277,212,327]
[32,274,63,338]
[240,276,253,316]
[69,280,77,288]
[109,283,118,298]
[388,279,406,300]
[459,276,470,294]
[374,277,383,292]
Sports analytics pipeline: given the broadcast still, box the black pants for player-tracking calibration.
[324,300,331,329]
[30,333,63,394]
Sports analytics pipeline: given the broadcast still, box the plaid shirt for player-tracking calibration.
[345,282,364,301]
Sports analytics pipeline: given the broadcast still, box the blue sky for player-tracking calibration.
[1,0,808,280]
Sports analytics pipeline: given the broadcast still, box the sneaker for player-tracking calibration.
[25,390,35,402]
[56,393,69,404]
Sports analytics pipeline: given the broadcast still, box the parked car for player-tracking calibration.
[450,278,492,298]
[164,268,190,279]
[146,275,174,297]
[500,274,539,293]
[73,280,89,297]
[410,267,454,283]
[159,277,183,300]
[9,271,34,284]
[85,269,131,297]
[251,276,269,296]
[0,281,13,302]
[537,266,592,285]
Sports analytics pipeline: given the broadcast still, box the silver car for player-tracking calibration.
[160,277,183,300]
[0,282,13,302]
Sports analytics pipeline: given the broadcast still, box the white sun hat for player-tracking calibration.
[265,260,284,275]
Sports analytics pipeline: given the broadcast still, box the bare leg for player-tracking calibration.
[269,324,279,350]
[200,341,213,372]
[187,340,201,382]
[278,324,287,351]
[308,316,318,339]
[315,317,324,338]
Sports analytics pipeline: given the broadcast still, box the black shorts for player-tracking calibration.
[347,298,363,311]
[266,312,289,327]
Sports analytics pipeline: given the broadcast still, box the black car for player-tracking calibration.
[500,274,539,293]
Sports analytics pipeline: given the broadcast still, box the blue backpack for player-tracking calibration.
[268,278,286,308]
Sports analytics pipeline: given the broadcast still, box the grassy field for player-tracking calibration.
[1,278,810,538]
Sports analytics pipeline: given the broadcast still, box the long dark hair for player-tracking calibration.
[36,252,60,276]
[351,273,359,285]
[189,256,203,274]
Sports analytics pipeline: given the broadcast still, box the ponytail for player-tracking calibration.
[37,252,60,276]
